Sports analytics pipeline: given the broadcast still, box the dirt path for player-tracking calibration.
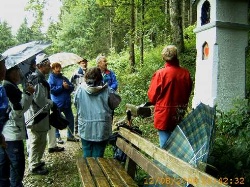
[23,129,82,187]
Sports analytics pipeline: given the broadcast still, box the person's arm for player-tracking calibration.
[48,75,64,96]
[33,83,53,111]
[63,76,74,93]
[110,70,118,91]
[0,86,8,148]
[0,86,9,134]
[147,72,161,105]
[4,83,34,118]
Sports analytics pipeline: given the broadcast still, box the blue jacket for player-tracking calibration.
[102,69,118,91]
[48,73,74,109]
[0,85,9,134]
[74,82,121,141]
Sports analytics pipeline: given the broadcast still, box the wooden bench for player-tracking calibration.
[76,126,228,187]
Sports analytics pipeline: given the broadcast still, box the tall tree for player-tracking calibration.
[169,0,184,52]
[129,0,135,72]
[49,0,112,58]
[139,0,145,65]
[25,0,46,40]
[0,21,17,52]
[16,18,35,44]
[182,0,190,29]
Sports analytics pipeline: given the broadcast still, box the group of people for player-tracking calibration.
[0,51,120,186]
[0,44,192,187]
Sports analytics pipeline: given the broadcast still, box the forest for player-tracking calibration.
[0,0,250,186]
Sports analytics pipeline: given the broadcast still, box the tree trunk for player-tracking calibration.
[109,7,113,49]
[130,0,136,72]
[182,0,190,29]
[189,0,197,25]
[140,0,145,65]
[169,0,184,52]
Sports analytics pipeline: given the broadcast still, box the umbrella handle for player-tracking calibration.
[126,110,132,126]
[25,103,49,125]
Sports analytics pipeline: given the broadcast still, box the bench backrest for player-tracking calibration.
[116,127,228,187]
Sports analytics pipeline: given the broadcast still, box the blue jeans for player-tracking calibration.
[158,130,171,148]
[81,139,108,158]
[56,107,74,138]
[0,146,10,187]
[0,141,25,187]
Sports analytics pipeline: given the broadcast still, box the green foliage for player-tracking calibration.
[178,24,197,79]
[16,18,37,44]
[0,21,17,53]
[48,0,114,58]
[210,99,250,186]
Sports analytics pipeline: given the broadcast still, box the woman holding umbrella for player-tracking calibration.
[0,65,35,186]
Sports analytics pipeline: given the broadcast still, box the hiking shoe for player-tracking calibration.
[48,146,65,153]
[31,167,49,175]
[67,137,80,142]
[57,137,64,144]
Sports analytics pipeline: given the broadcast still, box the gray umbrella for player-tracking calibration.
[3,41,51,79]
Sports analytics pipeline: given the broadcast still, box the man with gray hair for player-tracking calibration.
[148,45,193,148]
[96,55,118,91]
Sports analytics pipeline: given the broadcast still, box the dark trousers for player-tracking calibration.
[0,140,25,187]
[74,113,78,134]
[55,107,75,138]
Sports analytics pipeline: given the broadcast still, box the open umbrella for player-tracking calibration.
[162,103,216,177]
[3,41,51,79]
[49,52,83,68]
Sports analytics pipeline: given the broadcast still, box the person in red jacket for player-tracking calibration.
[148,45,192,148]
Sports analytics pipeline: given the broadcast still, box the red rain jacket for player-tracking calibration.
[148,61,192,131]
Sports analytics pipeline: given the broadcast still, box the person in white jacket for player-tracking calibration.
[1,65,34,187]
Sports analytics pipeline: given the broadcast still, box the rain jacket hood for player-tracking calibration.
[83,82,108,95]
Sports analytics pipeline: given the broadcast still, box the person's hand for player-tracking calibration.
[63,80,69,89]
[26,84,35,94]
[0,134,7,149]
[51,102,58,112]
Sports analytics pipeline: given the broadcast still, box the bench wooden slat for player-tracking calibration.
[117,137,167,178]
[86,157,110,187]
[76,158,96,187]
[97,157,126,187]
[109,158,138,187]
[118,127,228,187]
[116,137,182,187]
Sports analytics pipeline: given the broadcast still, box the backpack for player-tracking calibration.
[109,123,143,162]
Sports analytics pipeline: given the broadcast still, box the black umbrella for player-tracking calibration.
[3,41,51,80]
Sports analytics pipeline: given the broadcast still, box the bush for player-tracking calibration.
[209,99,250,186]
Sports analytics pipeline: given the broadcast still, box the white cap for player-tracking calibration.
[35,53,49,65]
